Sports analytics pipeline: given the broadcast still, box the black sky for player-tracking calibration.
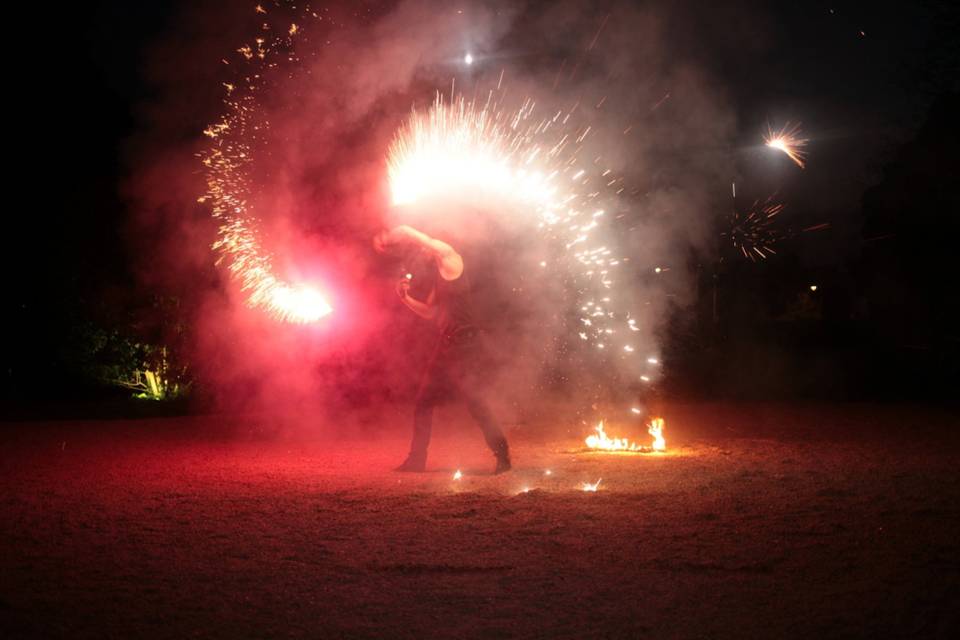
[5,0,958,400]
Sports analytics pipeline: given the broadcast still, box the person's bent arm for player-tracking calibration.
[396,279,437,320]
[377,225,463,281]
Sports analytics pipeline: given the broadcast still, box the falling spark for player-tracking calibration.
[764,122,808,168]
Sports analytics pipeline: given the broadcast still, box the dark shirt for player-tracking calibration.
[434,267,476,341]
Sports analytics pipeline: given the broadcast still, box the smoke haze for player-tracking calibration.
[124,0,751,434]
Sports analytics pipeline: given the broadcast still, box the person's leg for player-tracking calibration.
[450,346,510,472]
[396,361,447,471]
[461,390,507,453]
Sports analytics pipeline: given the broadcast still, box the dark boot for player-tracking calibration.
[493,440,511,474]
[395,451,426,472]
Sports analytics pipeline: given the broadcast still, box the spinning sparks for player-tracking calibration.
[584,418,666,452]
[764,122,808,168]
[387,94,558,214]
[387,92,660,388]
[201,10,332,323]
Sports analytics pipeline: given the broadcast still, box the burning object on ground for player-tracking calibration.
[583,418,666,453]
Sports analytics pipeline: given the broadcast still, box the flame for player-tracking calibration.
[648,417,666,451]
[581,478,602,492]
[584,418,666,452]
[453,470,463,480]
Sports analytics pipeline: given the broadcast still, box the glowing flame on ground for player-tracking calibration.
[584,418,666,452]
[648,417,666,451]
[581,479,602,492]
[764,122,808,169]
[453,470,463,480]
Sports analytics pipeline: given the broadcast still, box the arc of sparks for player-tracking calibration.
[202,16,333,324]
[764,122,808,169]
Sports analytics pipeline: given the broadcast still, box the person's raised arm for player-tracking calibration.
[375,225,463,281]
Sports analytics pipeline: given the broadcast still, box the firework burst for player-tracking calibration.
[764,122,808,168]
[725,195,785,261]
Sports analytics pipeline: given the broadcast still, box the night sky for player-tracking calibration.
[5,0,959,403]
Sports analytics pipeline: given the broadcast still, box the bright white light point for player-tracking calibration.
[647,357,658,364]
[641,375,650,382]
[540,261,547,267]
[654,267,662,273]
[581,479,602,492]
[453,470,463,480]
[405,273,413,280]
[464,53,473,65]
[520,486,531,493]
[810,285,818,292]
[631,407,641,414]
[544,469,552,476]
[624,345,634,352]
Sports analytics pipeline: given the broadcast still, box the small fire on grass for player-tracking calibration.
[584,418,666,453]
[581,478,602,492]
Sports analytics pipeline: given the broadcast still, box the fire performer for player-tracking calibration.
[374,224,511,474]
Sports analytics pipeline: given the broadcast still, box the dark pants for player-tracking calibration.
[409,330,507,459]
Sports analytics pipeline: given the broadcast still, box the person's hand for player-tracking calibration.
[372,229,391,253]
[395,278,411,299]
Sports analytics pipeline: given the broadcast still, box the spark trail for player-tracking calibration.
[201,9,331,324]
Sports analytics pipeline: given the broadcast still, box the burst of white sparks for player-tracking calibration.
[764,122,808,169]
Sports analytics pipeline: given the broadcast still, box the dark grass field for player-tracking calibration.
[2,402,958,638]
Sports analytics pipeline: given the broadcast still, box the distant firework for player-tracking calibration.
[764,122,808,169]
[201,10,331,324]
[725,195,785,261]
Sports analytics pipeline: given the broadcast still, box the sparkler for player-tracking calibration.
[764,122,808,169]
[201,8,332,323]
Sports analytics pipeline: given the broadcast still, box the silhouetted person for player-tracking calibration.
[374,224,511,474]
